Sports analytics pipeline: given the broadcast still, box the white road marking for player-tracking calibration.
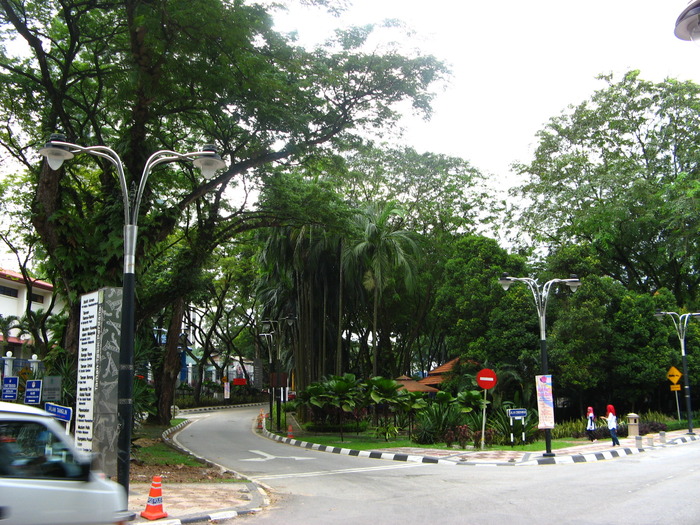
[254,462,424,480]
[241,449,316,462]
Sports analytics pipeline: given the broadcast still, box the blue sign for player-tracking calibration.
[507,408,528,419]
[24,380,43,405]
[2,376,19,400]
[44,402,73,423]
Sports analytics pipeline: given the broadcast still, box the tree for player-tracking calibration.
[0,0,447,419]
[348,202,419,377]
[510,71,700,307]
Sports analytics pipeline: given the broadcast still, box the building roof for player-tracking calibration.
[0,269,54,291]
[395,375,439,393]
[418,357,461,386]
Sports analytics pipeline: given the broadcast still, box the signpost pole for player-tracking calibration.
[667,366,684,424]
[480,389,487,450]
[476,369,498,450]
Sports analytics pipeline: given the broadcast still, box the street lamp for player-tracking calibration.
[498,273,581,456]
[654,310,699,435]
[259,331,275,429]
[675,0,700,42]
[39,134,226,491]
[261,317,296,432]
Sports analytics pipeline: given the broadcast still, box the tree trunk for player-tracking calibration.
[155,296,185,424]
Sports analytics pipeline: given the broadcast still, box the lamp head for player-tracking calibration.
[498,273,512,291]
[566,274,581,292]
[654,309,666,320]
[39,133,75,170]
[193,144,226,179]
[675,0,700,41]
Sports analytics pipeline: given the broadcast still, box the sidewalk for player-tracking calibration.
[128,481,266,524]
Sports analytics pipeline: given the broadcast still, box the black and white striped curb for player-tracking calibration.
[263,425,700,467]
[262,426,457,465]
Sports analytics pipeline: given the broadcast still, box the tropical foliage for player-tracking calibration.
[0,0,698,433]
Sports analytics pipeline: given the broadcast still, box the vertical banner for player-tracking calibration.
[535,374,555,429]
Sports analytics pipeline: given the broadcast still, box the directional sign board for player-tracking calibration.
[507,408,528,419]
[476,368,498,390]
[24,380,43,405]
[2,376,19,400]
[44,402,73,423]
[667,366,682,384]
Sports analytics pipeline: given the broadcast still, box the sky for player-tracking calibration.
[272,0,700,183]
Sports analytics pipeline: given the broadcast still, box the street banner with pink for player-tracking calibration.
[535,374,555,429]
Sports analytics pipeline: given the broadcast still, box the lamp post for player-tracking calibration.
[498,273,581,456]
[39,134,226,491]
[259,331,275,429]
[261,317,296,432]
[654,310,699,435]
[675,0,700,41]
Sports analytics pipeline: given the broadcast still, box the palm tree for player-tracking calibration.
[348,202,419,377]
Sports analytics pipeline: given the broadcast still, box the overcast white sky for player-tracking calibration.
[273,0,700,183]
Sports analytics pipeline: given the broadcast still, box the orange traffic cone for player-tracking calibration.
[140,475,168,520]
[287,424,294,439]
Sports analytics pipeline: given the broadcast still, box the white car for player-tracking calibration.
[0,401,132,525]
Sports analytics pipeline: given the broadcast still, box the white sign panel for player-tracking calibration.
[75,291,99,452]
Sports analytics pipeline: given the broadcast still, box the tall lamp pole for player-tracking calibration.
[498,273,581,456]
[259,331,275,429]
[655,310,698,435]
[261,317,296,432]
[39,135,226,491]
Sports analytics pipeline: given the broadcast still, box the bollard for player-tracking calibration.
[627,413,640,437]
[659,431,666,444]
[646,436,654,446]
[635,435,643,448]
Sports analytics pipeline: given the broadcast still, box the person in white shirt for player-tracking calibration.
[603,404,621,446]
[585,406,597,442]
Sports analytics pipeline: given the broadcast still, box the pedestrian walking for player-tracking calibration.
[585,406,597,442]
[603,404,620,446]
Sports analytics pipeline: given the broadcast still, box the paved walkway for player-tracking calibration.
[127,407,699,523]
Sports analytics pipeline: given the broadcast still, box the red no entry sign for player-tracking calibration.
[476,368,498,390]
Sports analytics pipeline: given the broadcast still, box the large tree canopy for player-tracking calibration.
[510,71,700,308]
[0,0,448,353]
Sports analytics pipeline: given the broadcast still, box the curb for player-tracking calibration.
[262,424,455,465]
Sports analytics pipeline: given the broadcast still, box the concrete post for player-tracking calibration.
[627,413,640,437]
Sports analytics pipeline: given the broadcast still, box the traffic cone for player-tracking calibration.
[257,409,263,430]
[140,475,168,520]
[287,424,294,439]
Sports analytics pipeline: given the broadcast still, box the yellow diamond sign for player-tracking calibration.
[667,366,682,384]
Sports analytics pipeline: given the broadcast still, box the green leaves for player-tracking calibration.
[511,71,700,306]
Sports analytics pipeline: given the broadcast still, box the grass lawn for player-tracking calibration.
[132,419,206,468]
[270,428,589,452]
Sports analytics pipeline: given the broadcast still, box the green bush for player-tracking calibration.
[413,404,465,445]
[484,408,538,445]
[302,420,369,433]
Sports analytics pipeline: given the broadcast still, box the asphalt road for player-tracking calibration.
[175,406,700,525]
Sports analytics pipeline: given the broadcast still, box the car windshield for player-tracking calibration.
[0,420,83,479]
